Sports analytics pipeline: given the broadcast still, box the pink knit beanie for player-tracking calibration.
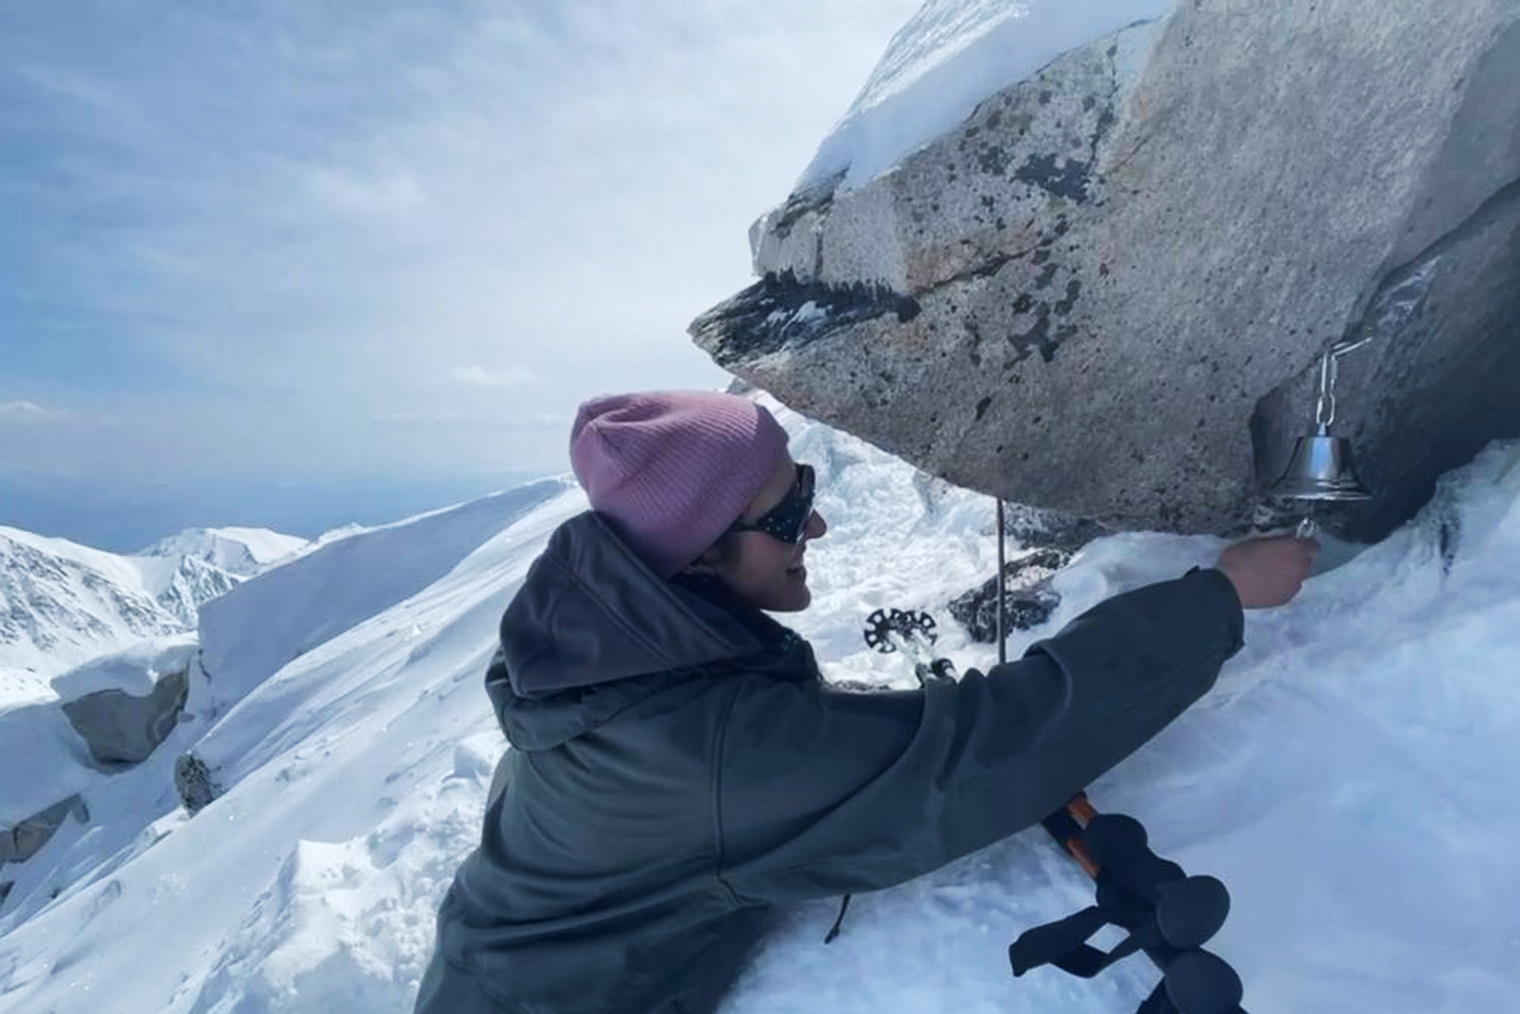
[569,390,791,578]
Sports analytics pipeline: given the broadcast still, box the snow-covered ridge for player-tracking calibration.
[195,479,573,723]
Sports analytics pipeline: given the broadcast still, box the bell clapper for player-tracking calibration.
[1296,504,1318,540]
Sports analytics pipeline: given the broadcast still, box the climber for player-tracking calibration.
[413,389,1316,1014]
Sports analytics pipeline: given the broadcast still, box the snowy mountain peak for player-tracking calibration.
[1,523,305,707]
[1,528,187,703]
[135,527,309,578]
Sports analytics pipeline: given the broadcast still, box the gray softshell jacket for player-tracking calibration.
[414,511,1245,1014]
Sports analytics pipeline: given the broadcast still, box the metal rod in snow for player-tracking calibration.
[996,498,1007,666]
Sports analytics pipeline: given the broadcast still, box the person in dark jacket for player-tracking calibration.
[414,390,1316,1014]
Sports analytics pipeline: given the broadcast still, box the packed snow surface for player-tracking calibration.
[798,0,1173,191]
[1,390,1516,1013]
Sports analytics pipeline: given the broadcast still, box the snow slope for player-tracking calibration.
[193,479,572,727]
[798,0,1172,191]
[0,389,1516,1013]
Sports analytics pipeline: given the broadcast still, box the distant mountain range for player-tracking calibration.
[0,525,309,706]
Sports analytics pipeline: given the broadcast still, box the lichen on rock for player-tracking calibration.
[693,3,1520,542]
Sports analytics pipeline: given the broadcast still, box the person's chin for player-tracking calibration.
[761,577,811,613]
[781,579,812,612]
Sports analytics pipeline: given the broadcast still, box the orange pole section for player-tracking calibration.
[1061,792,1101,878]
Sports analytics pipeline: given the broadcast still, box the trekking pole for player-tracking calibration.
[996,498,1008,666]
[1040,791,1101,877]
[1014,792,1249,1014]
[862,540,1248,1012]
[988,498,1247,1012]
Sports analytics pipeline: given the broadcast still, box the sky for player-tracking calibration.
[0,0,922,550]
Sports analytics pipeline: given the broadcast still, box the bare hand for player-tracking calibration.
[1214,535,1318,609]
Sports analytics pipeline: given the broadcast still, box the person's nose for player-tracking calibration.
[804,510,827,540]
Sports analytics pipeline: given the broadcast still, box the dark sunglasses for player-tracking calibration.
[727,463,816,543]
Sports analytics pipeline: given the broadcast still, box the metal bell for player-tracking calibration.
[1270,429,1372,502]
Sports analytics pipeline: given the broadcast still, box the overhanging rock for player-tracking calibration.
[60,661,190,767]
[692,0,1520,539]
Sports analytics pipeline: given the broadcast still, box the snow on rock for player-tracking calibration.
[0,701,97,831]
[0,392,1516,1013]
[715,0,1520,544]
[1,637,198,866]
[0,524,300,918]
[798,0,1172,191]
[48,637,199,702]
[56,639,196,770]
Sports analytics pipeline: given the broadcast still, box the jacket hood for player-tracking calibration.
[488,511,779,750]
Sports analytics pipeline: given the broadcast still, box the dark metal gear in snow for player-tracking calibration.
[862,608,957,682]
[1013,798,1250,1014]
[862,607,938,653]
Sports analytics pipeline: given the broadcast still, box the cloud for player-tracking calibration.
[378,410,467,424]
[299,162,426,222]
[448,365,541,388]
[0,401,65,423]
[376,409,566,429]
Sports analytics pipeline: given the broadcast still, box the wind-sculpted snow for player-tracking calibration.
[193,479,571,727]
[0,384,1515,1011]
[799,0,1171,190]
[181,736,502,1014]
[0,637,198,829]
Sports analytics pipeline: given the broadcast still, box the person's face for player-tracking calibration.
[686,453,828,612]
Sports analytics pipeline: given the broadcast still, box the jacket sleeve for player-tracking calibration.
[713,567,1245,904]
